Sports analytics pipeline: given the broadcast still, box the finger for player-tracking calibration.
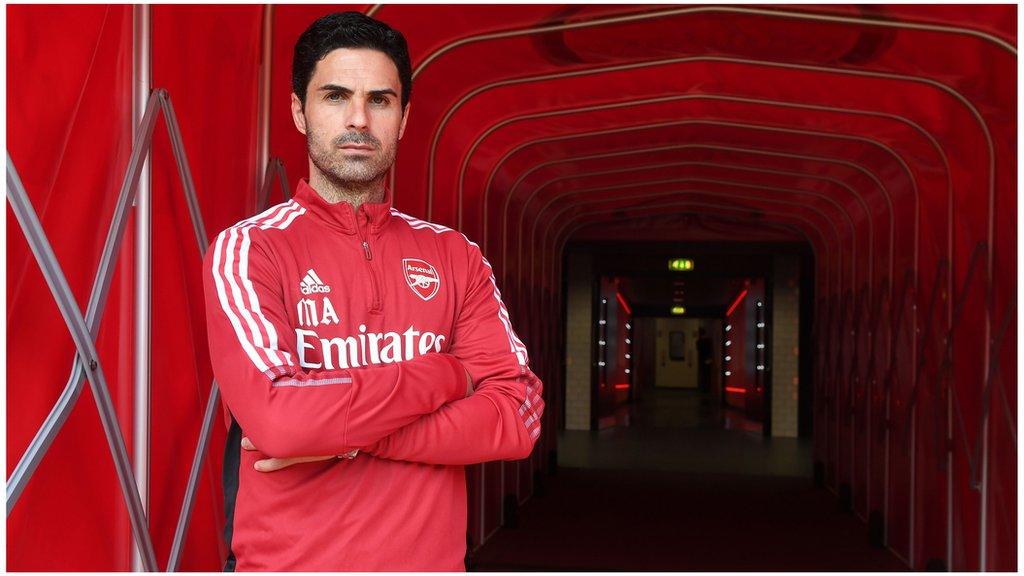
[254,456,335,472]
[241,436,256,451]
[255,458,285,472]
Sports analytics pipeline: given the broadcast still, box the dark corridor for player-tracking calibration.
[471,383,908,571]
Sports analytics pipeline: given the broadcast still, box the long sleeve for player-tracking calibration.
[366,239,545,465]
[203,226,467,458]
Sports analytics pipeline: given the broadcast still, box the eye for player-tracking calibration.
[370,95,389,105]
[325,92,342,102]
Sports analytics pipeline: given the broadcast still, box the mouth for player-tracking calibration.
[339,145,375,151]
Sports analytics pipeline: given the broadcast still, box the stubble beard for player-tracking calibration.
[307,129,397,202]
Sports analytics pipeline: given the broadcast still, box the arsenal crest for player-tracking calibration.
[403,258,440,301]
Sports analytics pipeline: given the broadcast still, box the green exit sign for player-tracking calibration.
[668,258,694,271]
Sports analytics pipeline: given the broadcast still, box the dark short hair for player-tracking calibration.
[292,11,412,109]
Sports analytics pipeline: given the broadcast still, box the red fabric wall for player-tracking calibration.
[6,4,1016,571]
[7,5,263,570]
[148,5,263,570]
[7,5,135,569]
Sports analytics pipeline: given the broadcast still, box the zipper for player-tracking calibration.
[356,213,382,312]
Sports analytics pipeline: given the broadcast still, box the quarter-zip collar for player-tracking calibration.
[294,178,393,235]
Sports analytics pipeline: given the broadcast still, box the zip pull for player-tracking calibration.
[362,240,372,260]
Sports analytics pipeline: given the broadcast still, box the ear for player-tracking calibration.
[290,93,307,135]
[398,101,411,140]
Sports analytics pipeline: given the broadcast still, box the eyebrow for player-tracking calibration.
[318,84,398,99]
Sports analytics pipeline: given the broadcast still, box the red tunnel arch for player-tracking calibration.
[7,4,1015,572]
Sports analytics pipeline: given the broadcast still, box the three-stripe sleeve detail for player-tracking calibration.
[211,201,306,375]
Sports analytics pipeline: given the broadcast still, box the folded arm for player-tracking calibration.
[203,226,467,459]
[365,238,545,465]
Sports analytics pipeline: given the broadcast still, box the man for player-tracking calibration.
[203,12,544,571]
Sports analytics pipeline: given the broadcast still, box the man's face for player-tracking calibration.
[291,47,409,187]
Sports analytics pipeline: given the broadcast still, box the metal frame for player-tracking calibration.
[6,84,291,570]
[7,155,159,571]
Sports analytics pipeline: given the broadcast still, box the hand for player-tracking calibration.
[241,436,355,472]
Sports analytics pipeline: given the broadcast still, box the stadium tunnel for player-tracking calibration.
[6,4,1016,572]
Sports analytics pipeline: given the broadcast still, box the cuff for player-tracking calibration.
[436,352,469,401]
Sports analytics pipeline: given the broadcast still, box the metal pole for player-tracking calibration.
[158,90,208,249]
[6,92,163,515]
[166,386,220,571]
[132,5,152,571]
[6,361,87,515]
[256,5,274,212]
[278,159,292,200]
[160,83,222,570]
[7,155,158,571]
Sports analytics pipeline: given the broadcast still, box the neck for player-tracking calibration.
[308,169,386,211]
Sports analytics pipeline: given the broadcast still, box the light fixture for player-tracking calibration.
[668,258,694,271]
[725,370,732,377]
[625,369,631,374]
[599,320,606,325]
[757,322,765,328]
[725,324,731,332]
[670,306,686,315]
[625,354,631,359]
[756,300,763,308]
[725,355,731,361]
[599,340,606,346]
[625,338,631,344]
[726,288,748,317]
[725,340,731,347]
[757,343,765,349]
[598,361,605,367]
[625,323,631,330]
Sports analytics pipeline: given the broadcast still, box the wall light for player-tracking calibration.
[668,258,694,271]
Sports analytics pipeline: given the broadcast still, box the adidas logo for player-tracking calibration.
[300,269,331,295]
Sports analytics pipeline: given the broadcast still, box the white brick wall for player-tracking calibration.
[771,254,800,438]
[563,253,593,431]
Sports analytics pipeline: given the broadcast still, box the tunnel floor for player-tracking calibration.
[470,387,909,571]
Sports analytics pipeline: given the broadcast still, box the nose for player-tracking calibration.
[345,96,369,131]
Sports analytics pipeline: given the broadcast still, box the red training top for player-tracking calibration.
[203,179,544,571]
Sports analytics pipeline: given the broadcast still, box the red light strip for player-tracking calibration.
[725,288,748,317]
[615,292,632,316]
[724,386,747,394]
[614,384,630,390]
